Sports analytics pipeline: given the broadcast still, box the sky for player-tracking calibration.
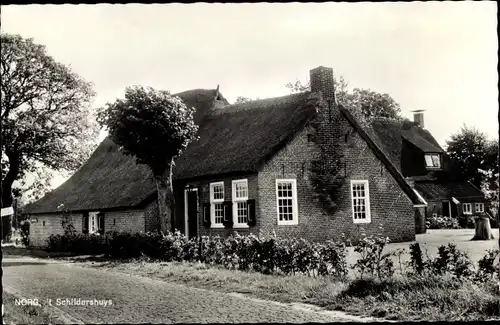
[2,2,498,189]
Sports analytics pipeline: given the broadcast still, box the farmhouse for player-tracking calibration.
[23,66,485,247]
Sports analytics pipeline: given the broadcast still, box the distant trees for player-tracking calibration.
[1,33,98,210]
[285,78,402,120]
[97,86,199,233]
[446,125,498,189]
[234,96,259,104]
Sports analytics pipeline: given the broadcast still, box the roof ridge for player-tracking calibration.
[209,91,312,115]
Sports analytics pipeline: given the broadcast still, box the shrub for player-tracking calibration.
[46,233,107,255]
[20,220,30,247]
[407,243,474,280]
[43,229,349,279]
[475,249,500,282]
[458,215,476,229]
[426,215,459,229]
[407,243,426,275]
[352,235,397,280]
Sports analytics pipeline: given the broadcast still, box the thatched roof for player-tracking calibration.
[24,90,317,214]
[415,181,486,202]
[173,92,317,180]
[24,89,222,214]
[26,88,438,215]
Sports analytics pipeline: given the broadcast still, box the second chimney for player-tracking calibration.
[412,110,425,128]
[310,66,336,105]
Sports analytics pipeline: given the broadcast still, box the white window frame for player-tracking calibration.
[462,203,472,215]
[475,203,484,213]
[350,180,371,224]
[425,154,441,169]
[276,179,299,226]
[210,182,225,228]
[88,212,99,234]
[232,179,249,228]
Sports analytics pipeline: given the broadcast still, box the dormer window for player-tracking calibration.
[425,154,441,169]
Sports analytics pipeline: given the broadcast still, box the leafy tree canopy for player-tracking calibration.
[446,125,498,189]
[1,33,98,208]
[97,86,199,233]
[285,78,402,121]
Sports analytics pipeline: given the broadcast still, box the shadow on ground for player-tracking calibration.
[2,261,49,267]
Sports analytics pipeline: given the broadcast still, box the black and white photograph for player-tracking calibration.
[1,1,499,323]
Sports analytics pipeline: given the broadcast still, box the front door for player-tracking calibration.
[187,190,198,239]
[442,201,450,217]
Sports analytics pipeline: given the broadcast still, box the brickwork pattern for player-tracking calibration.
[28,209,146,247]
[29,213,83,247]
[144,200,160,232]
[257,106,416,244]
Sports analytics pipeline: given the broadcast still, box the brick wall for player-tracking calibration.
[103,209,145,233]
[144,199,160,232]
[28,208,146,247]
[28,212,83,247]
[257,108,416,244]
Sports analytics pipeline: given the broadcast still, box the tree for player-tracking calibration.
[285,77,402,120]
[1,33,98,209]
[446,125,491,188]
[97,86,198,233]
[234,96,259,104]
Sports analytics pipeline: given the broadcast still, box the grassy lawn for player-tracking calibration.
[2,291,63,325]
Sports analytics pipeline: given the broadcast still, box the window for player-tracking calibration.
[232,179,249,227]
[210,182,225,228]
[84,212,104,234]
[475,203,484,213]
[276,179,298,225]
[89,212,99,234]
[425,154,441,169]
[462,203,472,215]
[351,180,371,223]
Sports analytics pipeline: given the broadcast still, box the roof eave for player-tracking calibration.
[339,106,425,205]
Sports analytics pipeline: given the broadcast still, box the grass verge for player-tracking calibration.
[2,246,77,259]
[81,259,500,321]
[2,292,62,325]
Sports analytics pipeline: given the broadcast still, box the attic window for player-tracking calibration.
[307,134,315,143]
[425,154,441,169]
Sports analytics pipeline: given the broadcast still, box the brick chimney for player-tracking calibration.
[412,110,425,128]
[310,66,336,105]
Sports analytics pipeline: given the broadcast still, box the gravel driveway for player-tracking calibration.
[2,257,368,324]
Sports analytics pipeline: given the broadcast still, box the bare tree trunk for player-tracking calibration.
[154,158,175,234]
[472,215,495,241]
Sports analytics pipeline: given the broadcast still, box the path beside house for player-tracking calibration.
[2,257,373,324]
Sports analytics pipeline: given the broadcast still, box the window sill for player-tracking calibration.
[277,221,299,226]
[233,224,250,229]
[210,224,225,229]
[353,219,371,224]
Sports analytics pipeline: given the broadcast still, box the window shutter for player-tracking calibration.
[223,201,233,228]
[247,199,256,226]
[82,212,89,234]
[98,213,105,234]
[202,203,211,227]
